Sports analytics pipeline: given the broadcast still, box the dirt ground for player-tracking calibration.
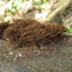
[0,2,72,72]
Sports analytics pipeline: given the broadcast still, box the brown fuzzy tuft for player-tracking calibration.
[0,22,10,38]
[0,19,67,47]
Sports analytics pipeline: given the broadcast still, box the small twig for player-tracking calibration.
[63,33,72,37]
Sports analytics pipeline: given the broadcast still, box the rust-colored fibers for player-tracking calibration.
[0,19,67,48]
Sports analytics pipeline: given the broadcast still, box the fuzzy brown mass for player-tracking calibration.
[0,19,67,47]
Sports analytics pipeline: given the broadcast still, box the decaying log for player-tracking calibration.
[44,0,71,22]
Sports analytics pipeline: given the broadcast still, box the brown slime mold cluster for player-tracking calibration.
[0,19,67,48]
